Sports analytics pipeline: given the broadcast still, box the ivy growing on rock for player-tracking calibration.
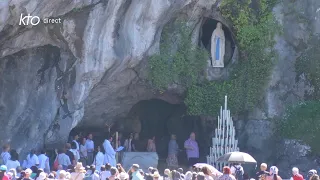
[277,101,320,153]
[295,35,320,99]
[148,0,280,115]
[185,0,280,115]
[148,21,209,91]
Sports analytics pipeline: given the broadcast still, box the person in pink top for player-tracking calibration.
[184,132,199,168]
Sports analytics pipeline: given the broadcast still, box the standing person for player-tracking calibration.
[6,150,20,171]
[72,134,80,153]
[147,136,156,152]
[1,145,11,165]
[131,164,143,180]
[184,132,199,169]
[256,163,269,180]
[266,166,282,180]
[57,149,71,170]
[167,134,179,169]
[79,138,87,166]
[292,167,303,180]
[124,133,136,152]
[85,134,94,165]
[231,163,244,180]
[70,142,80,164]
[92,146,104,172]
[25,150,39,169]
[103,136,116,167]
[38,150,50,173]
[65,143,76,165]
[218,166,236,180]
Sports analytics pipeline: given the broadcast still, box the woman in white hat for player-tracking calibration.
[70,162,86,180]
[36,172,47,180]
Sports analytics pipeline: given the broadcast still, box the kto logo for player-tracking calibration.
[19,14,40,26]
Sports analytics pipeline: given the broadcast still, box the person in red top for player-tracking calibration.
[0,165,10,180]
[292,167,304,180]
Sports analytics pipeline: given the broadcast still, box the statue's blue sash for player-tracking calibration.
[216,37,220,60]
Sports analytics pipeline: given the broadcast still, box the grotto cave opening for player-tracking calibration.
[201,18,235,66]
[70,98,214,167]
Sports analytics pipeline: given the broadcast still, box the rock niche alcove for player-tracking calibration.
[200,18,236,80]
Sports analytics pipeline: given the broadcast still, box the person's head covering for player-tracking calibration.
[260,163,267,169]
[292,167,299,175]
[153,171,160,178]
[309,169,318,177]
[74,162,86,173]
[0,165,7,171]
[119,172,129,180]
[36,172,47,180]
[270,166,278,175]
[132,164,139,171]
[25,168,33,175]
[148,167,153,172]
[59,170,67,179]
[184,171,193,180]
[164,169,171,176]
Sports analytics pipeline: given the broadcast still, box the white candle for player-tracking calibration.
[222,127,224,145]
[220,107,223,122]
[215,129,218,138]
[225,95,227,110]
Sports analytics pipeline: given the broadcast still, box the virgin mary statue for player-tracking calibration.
[211,22,225,67]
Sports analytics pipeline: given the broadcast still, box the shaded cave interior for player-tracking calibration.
[71,99,214,164]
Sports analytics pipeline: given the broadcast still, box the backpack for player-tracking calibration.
[234,166,244,180]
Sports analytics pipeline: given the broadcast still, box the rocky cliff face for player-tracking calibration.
[0,0,217,156]
[1,0,320,175]
[238,0,320,176]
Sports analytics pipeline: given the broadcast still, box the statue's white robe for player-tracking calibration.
[103,140,116,167]
[92,151,105,172]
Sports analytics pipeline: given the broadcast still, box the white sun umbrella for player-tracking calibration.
[217,151,257,164]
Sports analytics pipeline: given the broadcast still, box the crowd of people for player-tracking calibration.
[0,131,202,180]
[1,131,317,180]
